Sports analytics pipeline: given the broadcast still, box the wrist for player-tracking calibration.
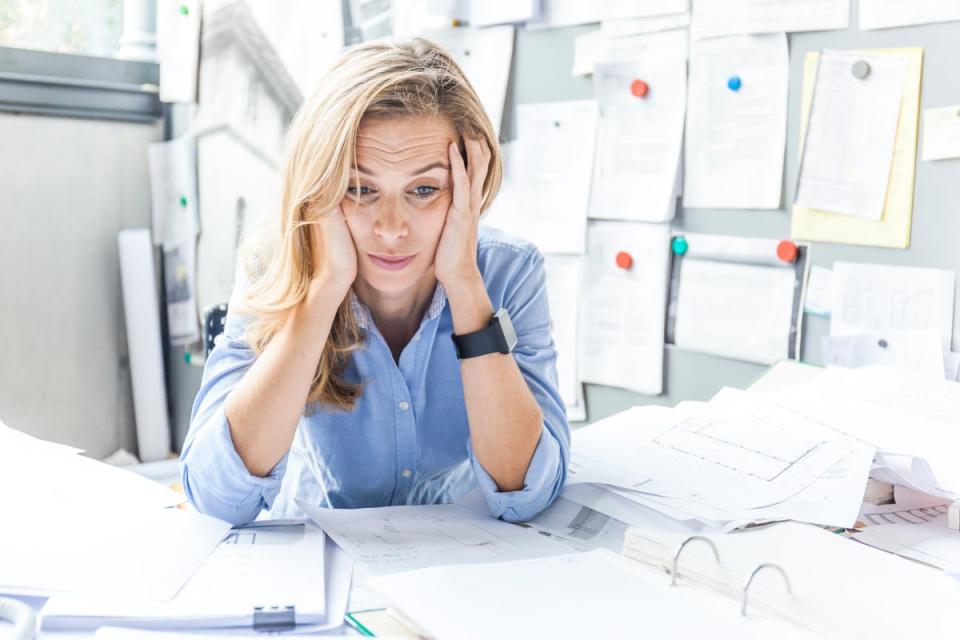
[446,273,494,336]
[305,275,351,313]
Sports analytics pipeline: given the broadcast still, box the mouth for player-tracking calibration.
[368,253,417,271]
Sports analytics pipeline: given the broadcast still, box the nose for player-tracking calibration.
[373,196,408,242]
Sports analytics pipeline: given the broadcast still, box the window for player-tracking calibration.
[0,0,123,58]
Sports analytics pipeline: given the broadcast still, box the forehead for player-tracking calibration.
[354,115,456,168]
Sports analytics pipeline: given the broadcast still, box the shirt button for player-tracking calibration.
[401,469,412,478]
[414,333,421,341]
[399,401,410,411]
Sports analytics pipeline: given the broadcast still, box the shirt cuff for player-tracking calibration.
[180,407,288,526]
[470,424,564,523]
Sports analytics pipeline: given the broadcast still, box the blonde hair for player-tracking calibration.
[232,38,503,412]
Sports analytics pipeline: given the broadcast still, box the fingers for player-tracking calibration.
[465,137,491,210]
[449,141,471,215]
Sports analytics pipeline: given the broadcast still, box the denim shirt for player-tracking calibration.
[180,226,570,526]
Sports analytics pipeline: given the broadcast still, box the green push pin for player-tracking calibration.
[179,5,190,16]
[184,351,192,364]
[671,235,688,256]
[179,194,188,208]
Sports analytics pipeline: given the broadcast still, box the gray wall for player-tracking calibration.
[504,11,960,424]
[0,112,163,458]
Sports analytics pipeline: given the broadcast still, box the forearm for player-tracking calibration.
[223,281,345,477]
[449,273,543,491]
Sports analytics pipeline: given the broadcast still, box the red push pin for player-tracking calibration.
[630,79,649,98]
[615,251,633,270]
[776,240,798,263]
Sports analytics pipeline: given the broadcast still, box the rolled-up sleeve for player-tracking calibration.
[470,247,571,523]
[179,311,288,526]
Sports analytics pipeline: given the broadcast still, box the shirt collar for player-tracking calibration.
[350,282,447,331]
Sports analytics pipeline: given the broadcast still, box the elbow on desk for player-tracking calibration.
[180,463,262,527]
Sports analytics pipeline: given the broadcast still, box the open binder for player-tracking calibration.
[622,521,956,638]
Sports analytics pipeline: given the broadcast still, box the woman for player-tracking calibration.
[180,37,570,527]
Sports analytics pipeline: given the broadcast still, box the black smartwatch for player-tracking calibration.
[451,308,518,359]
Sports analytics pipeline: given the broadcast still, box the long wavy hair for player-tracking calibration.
[231,37,503,412]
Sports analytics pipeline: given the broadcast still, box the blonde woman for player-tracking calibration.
[180,38,570,526]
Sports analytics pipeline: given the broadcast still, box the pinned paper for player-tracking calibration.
[922,105,960,161]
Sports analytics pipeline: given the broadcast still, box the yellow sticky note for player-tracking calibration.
[791,47,923,249]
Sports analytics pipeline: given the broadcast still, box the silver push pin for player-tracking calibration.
[852,60,871,79]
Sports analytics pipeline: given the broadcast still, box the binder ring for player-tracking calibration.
[670,535,721,587]
[741,563,792,617]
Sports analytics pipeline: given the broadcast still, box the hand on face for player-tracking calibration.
[307,203,357,298]
[434,137,491,288]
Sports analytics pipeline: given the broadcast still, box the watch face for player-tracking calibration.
[496,308,518,352]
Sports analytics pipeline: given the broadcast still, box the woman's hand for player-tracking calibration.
[434,137,491,289]
[306,204,357,300]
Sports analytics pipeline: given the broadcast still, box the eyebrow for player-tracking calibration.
[354,162,450,177]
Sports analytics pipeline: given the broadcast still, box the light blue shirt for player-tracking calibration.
[180,226,570,526]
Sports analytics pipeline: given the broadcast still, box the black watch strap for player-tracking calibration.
[451,308,517,359]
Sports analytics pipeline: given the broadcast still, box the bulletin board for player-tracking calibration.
[501,10,960,424]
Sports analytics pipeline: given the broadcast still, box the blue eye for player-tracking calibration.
[411,185,438,199]
[346,186,373,199]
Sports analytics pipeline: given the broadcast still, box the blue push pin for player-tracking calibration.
[727,75,742,92]
[671,235,688,256]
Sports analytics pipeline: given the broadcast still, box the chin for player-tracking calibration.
[359,261,431,295]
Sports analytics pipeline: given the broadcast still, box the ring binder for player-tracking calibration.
[670,535,721,587]
[252,605,296,631]
[741,563,791,617]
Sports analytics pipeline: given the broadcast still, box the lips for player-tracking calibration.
[368,253,416,271]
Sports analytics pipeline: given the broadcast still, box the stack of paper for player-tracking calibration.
[40,523,351,633]
[565,389,876,531]
[0,420,231,602]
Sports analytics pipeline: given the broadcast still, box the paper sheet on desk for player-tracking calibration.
[590,49,685,223]
[860,0,960,30]
[829,262,956,351]
[853,515,960,573]
[795,50,906,220]
[690,0,849,40]
[567,398,866,511]
[791,48,923,248]
[297,500,571,576]
[579,221,670,395]
[684,33,788,210]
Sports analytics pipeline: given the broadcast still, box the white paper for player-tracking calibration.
[691,0,850,40]
[297,500,571,575]
[369,550,812,640]
[512,100,598,253]
[421,26,514,132]
[543,254,585,418]
[684,34,788,209]
[148,136,201,346]
[522,497,629,553]
[469,0,538,26]
[42,522,331,630]
[580,221,671,395]
[795,50,907,220]
[157,0,201,103]
[860,0,960,30]
[830,262,956,350]
[600,12,691,39]
[821,331,945,379]
[602,0,689,20]
[590,49,686,222]
[945,350,960,381]
[803,265,833,316]
[525,0,603,29]
[673,249,798,365]
[922,104,960,161]
[571,29,600,76]
[568,398,866,511]
[853,515,960,572]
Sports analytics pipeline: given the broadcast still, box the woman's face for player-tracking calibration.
[342,114,457,296]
